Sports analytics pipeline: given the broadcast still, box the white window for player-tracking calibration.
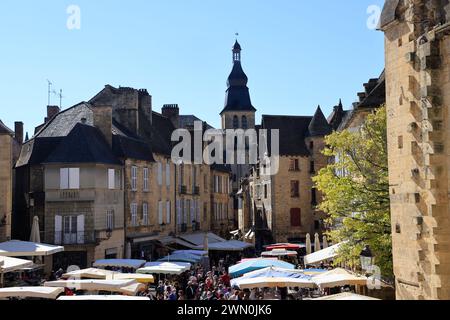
[166,161,171,187]
[143,203,149,226]
[166,201,171,224]
[131,203,138,227]
[108,169,115,190]
[60,215,84,244]
[131,166,138,191]
[106,210,114,230]
[158,201,163,225]
[60,168,80,190]
[157,162,163,186]
[143,168,149,192]
[54,215,62,244]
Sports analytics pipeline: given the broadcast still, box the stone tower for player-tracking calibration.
[220,40,257,132]
[380,0,450,299]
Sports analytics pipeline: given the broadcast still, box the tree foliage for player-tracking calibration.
[313,106,392,278]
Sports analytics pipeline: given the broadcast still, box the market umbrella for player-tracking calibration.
[0,287,64,300]
[313,292,379,300]
[229,259,295,278]
[30,216,41,243]
[158,253,201,264]
[231,267,315,289]
[314,233,321,252]
[312,268,368,288]
[261,249,298,257]
[305,234,312,255]
[322,236,328,249]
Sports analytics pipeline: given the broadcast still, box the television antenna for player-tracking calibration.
[52,89,65,108]
[46,79,53,105]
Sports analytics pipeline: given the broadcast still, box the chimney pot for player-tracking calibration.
[14,121,23,144]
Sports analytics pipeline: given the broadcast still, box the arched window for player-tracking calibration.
[242,115,248,129]
[233,115,239,129]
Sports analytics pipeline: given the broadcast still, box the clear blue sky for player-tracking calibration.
[0,0,385,135]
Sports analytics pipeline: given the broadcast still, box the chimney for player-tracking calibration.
[93,105,112,147]
[162,104,180,128]
[45,105,60,123]
[14,121,23,144]
[138,89,152,124]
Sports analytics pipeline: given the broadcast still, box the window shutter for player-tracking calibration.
[158,201,163,225]
[157,163,163,186]
[290,209,301,227]
[166,201,171,224]
[54,215,62,244]
[196,201,201,222]
[166,163,171,187]
[108,169,115,189]
[60,168,69,189]
[183,200,188,224]
[176,200,181,225]
[77,215,85,244]
[69,168,80,189]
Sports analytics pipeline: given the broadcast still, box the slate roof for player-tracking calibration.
[221,43,256,114]
[179,115,214,130]
[261,115,313,157]
[15,137,63,168]
[379,0,400,29]
[113,134,155,162]
[354,71,385,109]
[308,106,333,137]
[149,111,176,156]
[44,123,121,165]
[0,120,14,135]
[34,102,93,139]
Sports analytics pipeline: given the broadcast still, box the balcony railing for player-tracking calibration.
[53,231,96,245]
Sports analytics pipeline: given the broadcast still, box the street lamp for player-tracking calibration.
[360,245,374,271]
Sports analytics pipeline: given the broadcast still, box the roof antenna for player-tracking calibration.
[52,89,64,109]
[46,79,53,106]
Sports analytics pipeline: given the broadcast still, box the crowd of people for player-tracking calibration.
[135,264,313,301]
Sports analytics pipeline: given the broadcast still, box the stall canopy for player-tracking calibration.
[57,295,151,301]
[158,252,202,264]
[137,262,191,275]
[0,287,64,300]
[0,240,64,257]
[303,242,345,265]
[0,257,34,273]
[265,243,304,251]
[314,292,380,300]
[261,249,298,257]
[231,267,315,289]
[171,250,207,256]
[44,279,146,295]
[62,268,118,280]
[93,259,146,269]
[111,273,154,284]
[229,259,295,278]
[195,240,254,252]
[312,268,368,288]
[178,232,226,247]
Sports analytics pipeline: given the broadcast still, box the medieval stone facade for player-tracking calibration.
[381,0,450,300]
[0,121,22,242]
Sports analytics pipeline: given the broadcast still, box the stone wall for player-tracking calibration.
[0,134,12,242]
[382,0,450,300]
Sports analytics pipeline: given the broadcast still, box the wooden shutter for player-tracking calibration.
[290,208,301,227]
[54,215,62,244]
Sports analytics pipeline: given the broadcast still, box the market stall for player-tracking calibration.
[0,287,64,300]
[229,259,295,278]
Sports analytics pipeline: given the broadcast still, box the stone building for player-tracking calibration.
[329,72,386,132]
[380,0,450,299]
[0,120,22,242]
[15,104,128,270]
[237,107,332,251]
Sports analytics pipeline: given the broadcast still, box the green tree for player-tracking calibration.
[313,106,392,278]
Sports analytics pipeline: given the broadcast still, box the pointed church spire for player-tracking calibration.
[308,105,332,137]
[25,132,29,142]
